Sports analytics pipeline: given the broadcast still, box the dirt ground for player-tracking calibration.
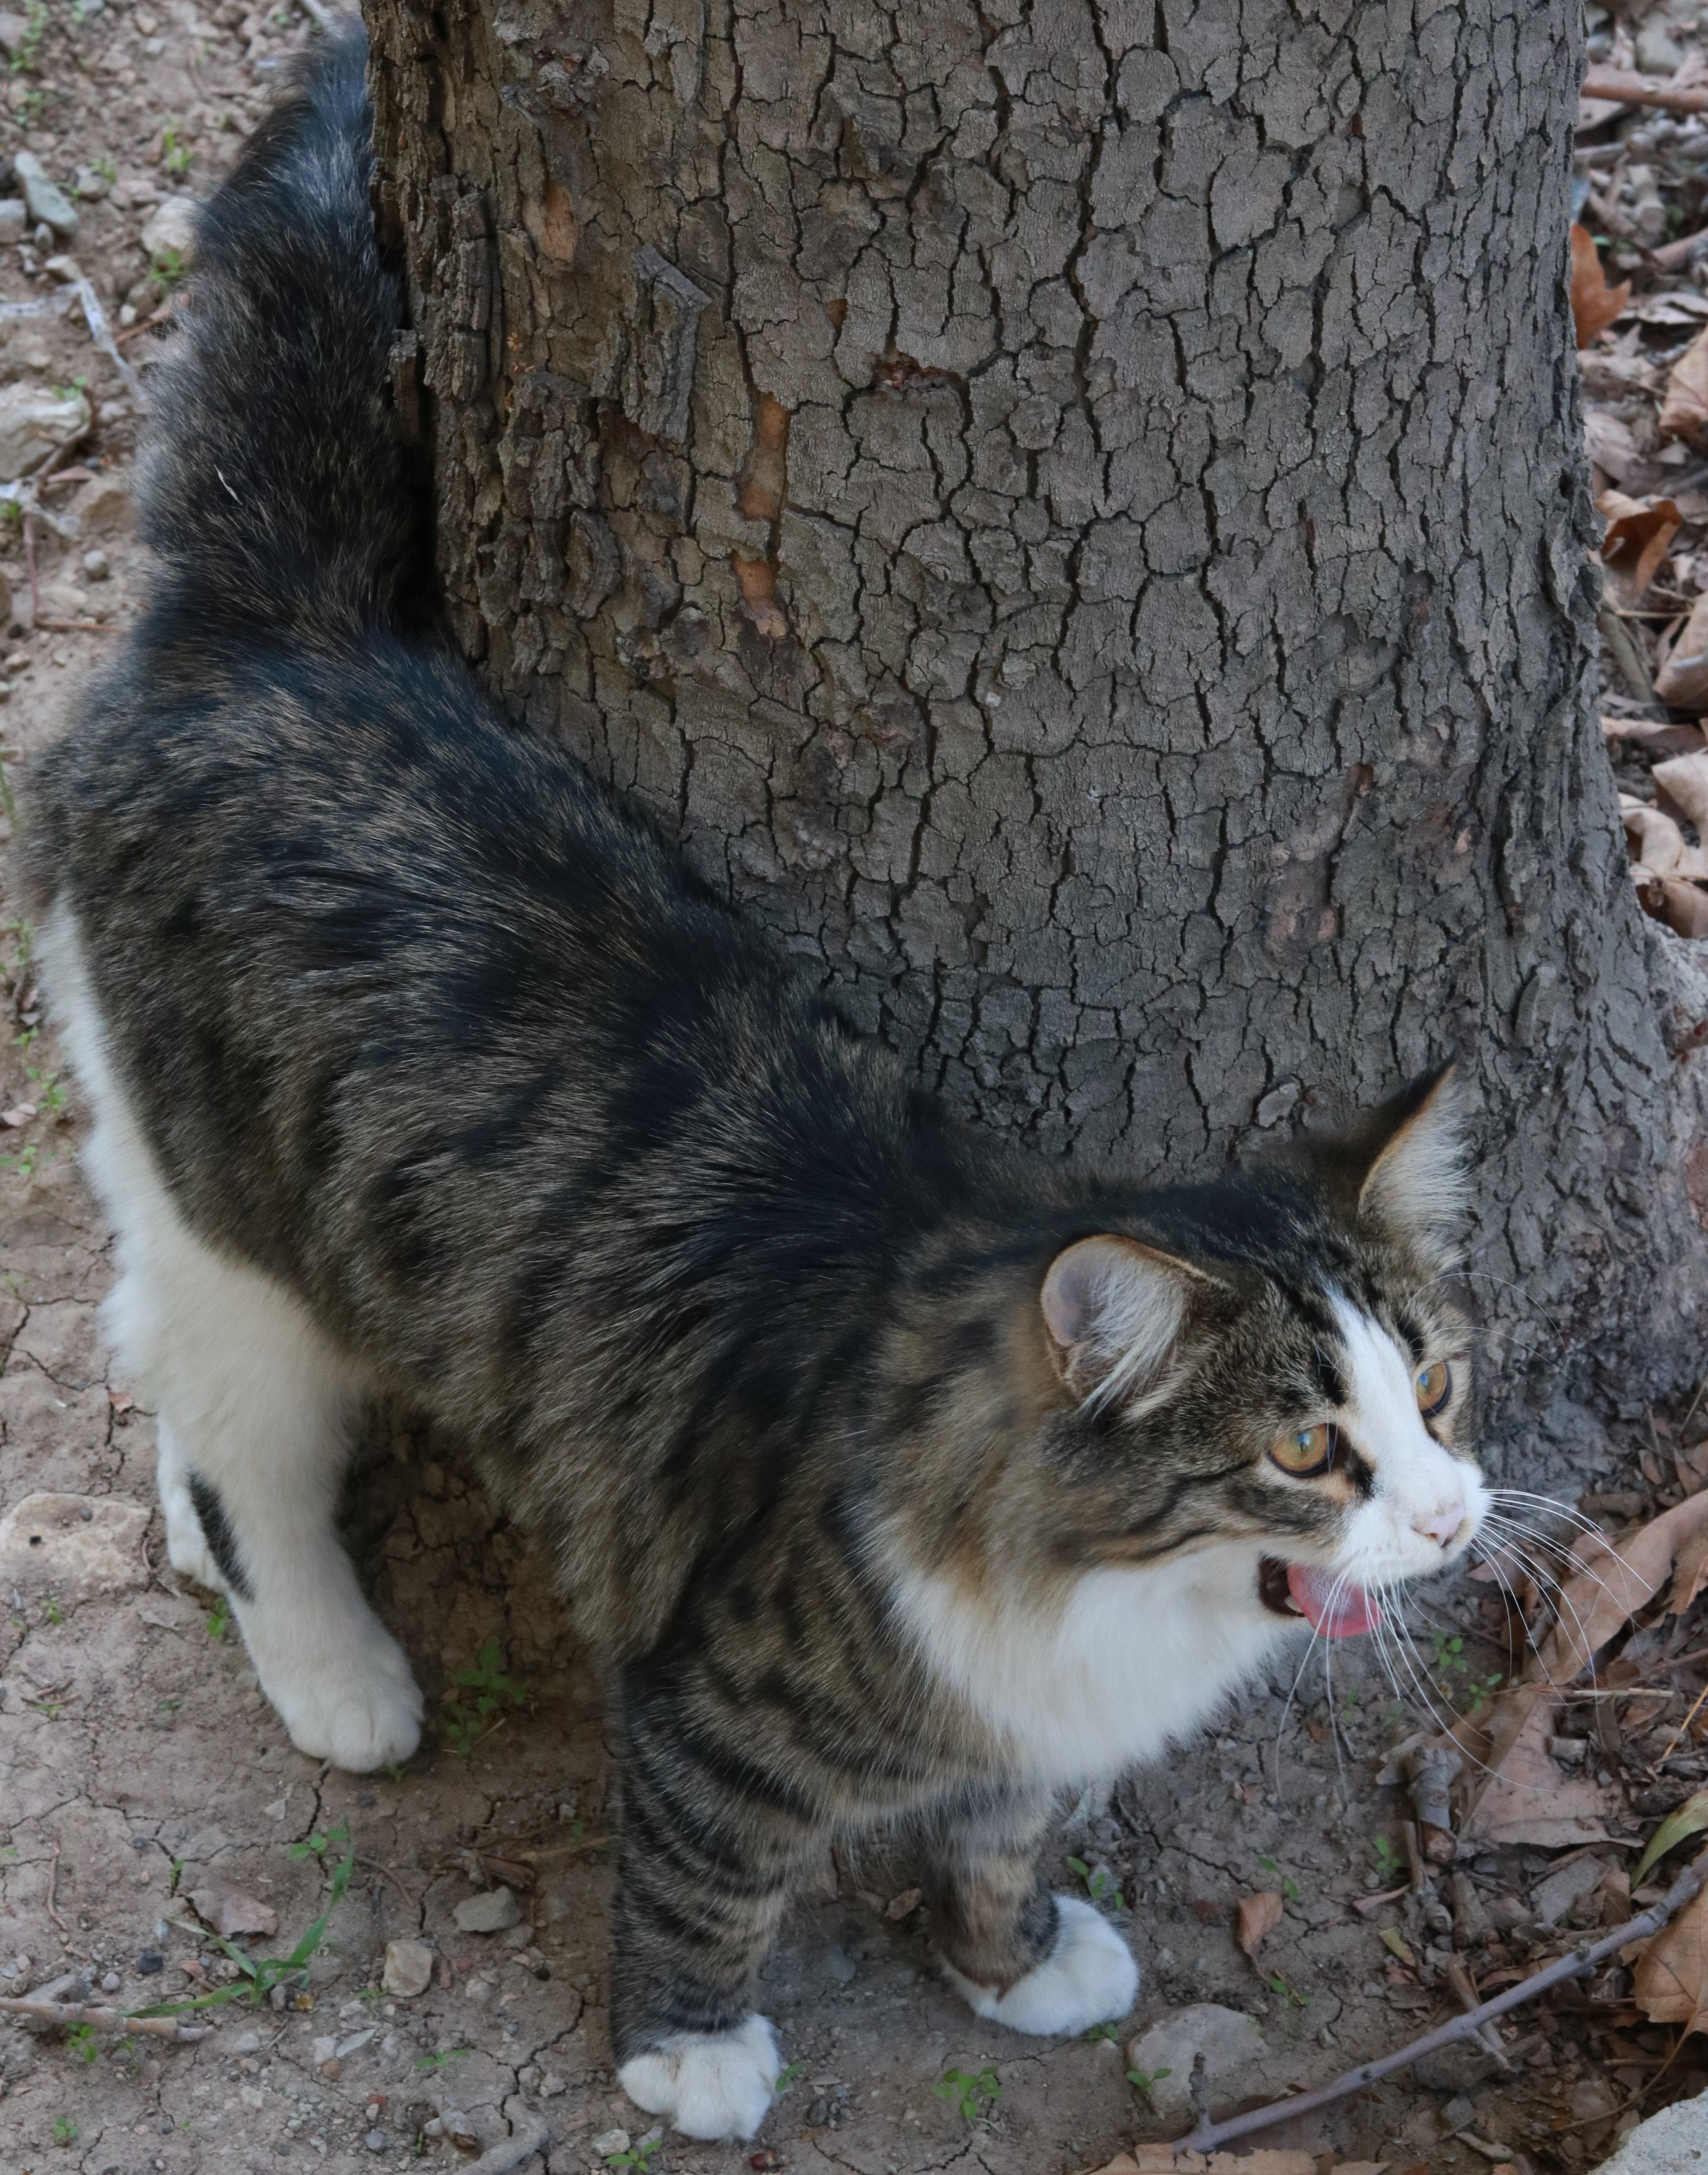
[3,6,1708,2175]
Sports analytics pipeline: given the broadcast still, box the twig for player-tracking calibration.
[1657,1676,1708,1768]
[36,619,118,634]
[22,509,40,626]
[67,273,144,407]
[1172,1843,1708,2156]
[0,1995,212,2041]
[1583,64,1708,115]
[44,1839,66,1933]
[114,297,174,347]
[466,2113,550,2175]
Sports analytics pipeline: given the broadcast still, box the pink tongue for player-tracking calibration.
[1287,1564,1382,1639]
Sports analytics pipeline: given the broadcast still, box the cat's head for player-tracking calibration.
[894,1064,1484,1654]
[1020,1062,1483,1637]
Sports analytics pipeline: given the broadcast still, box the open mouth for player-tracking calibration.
[1257,1555,1382,1639]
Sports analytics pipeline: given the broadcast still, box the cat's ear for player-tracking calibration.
[1040,1236,1203,1408]
[1353,1061,1471,1263]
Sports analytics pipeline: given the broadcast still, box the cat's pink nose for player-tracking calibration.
[1413,1504,1464,1548]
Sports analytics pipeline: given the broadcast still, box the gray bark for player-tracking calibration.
[360,0,1708,1468]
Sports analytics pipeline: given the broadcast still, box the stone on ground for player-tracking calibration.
[11,152,79,240]
[382,1938,435,1997]
[1125,2001,1274,2123]
[452,1887,520,1934]
[1591,2090,1708,2174]
[0,1492,150,1604]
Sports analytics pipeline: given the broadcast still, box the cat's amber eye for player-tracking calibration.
[1270,1422,1337,1478]
[1415,1361,1452,1419]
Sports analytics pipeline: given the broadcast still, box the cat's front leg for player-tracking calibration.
[608,1663,812,2140]
[928,1782,1138,2035]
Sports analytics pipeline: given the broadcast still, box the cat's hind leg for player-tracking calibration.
[929,1784,1138,2035]
[43,905,423,1774]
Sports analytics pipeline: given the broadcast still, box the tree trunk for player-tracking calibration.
[359,0,1708,1471]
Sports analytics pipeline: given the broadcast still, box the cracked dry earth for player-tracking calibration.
[2,13,1708,2175]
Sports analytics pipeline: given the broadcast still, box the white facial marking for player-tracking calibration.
[1329,1295,1487,1584]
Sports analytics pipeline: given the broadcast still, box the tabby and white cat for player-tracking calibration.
[26,30,1488,2141]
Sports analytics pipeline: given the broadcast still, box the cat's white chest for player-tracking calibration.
[892,1546,1288,1785]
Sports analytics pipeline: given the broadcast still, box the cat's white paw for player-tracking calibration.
[944,1895,1138,2035]
[256,1626,424,1772]
[618,2013,781,2140]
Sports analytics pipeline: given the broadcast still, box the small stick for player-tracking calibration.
[36,619,118,634]
[114,298,174,347]
[0,1996,212,2042]
[22,509,40,625]
[1583,64,1708,115]
[44,1839,66,1934]
[1173,1843,1708,2157]
[1656,1676,1708,1768]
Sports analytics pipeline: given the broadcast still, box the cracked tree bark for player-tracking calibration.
[359,0,1708,1469]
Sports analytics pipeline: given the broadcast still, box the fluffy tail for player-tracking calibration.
[138,19,432,642]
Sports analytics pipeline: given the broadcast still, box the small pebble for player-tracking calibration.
[100,1971,120,1993]
[118,303,136,327]
[591,2131,629,2158]
[82,548,109,581]
[364,2130,388,2153]
[135,1950,164,1975]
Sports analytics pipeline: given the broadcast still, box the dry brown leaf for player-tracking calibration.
[1543,1493,1708,1672]
[1661,878,1708,939]
[1459,1693,1618,1848]
[1631,1884,1708,2034]
[1621,799,1686,875]
[1573,222,1632,346]
[1602,716,1708,756]
[1655,748,1708,827]
[1235,1889,1284,1958]
[1635,862,1669,918]
[1662,325,1708,450]
[187,1876,278,1940]
[1656,596,1708,709]
[1675,1521,1708,1614]
[1587,409,1645,488]
[1599,488,1682,599]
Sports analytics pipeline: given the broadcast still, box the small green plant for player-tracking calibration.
[1464,1670,1503,1718]
[130,1827,354,2020]
[935,2065,1001,2123]
[91,155,117,185]
[603,2140,661,2170]
[1065,1855,1123,1911]
[150,245,188,292]
[288,1821,350,1869]
[66,2021,98,2065]
[1264,1970,1308,2007]
[25,1694,68,1719]
[159,121,194,176]
[1258,1855,1299,1904]
[1430,1628,1466,1678]
[168,1857,184,1897]
[1126,2063,1171,2107]
[1083,2020,1120,2044]
[53,2113,77,2147]
[1372,1834,1402,1879]
[11,0,47,74]
[773,2060,804,2093]
[415,2047,472,2072]
[443,1640,527,1758]
[206,1598,229,1642]
[41,1592,62,1626]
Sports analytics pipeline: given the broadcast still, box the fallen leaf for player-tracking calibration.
[1655,749,1708,827]
[1599,489,1682,599]
[1631,1884,1708,2035]
[1587,409,1645,489]
[1662,325,1708,450]
[1602,716,1707,757]
[1573,222,1632,346]
[1657,597,1708,709]
[1235,1889,1284,1958]
[884,1887,921,1922]
[1661,878,1708,939]
[1544,1490,1708,1671]
[1620,797,1685,876]
[1379,1926,1417,1968]
[1632,1791,1708,1889]
[1459,1692,1619,1848]
[1676,1517,1708,1613]
[0,1104,35,1128]
[187,1876,278,1940]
